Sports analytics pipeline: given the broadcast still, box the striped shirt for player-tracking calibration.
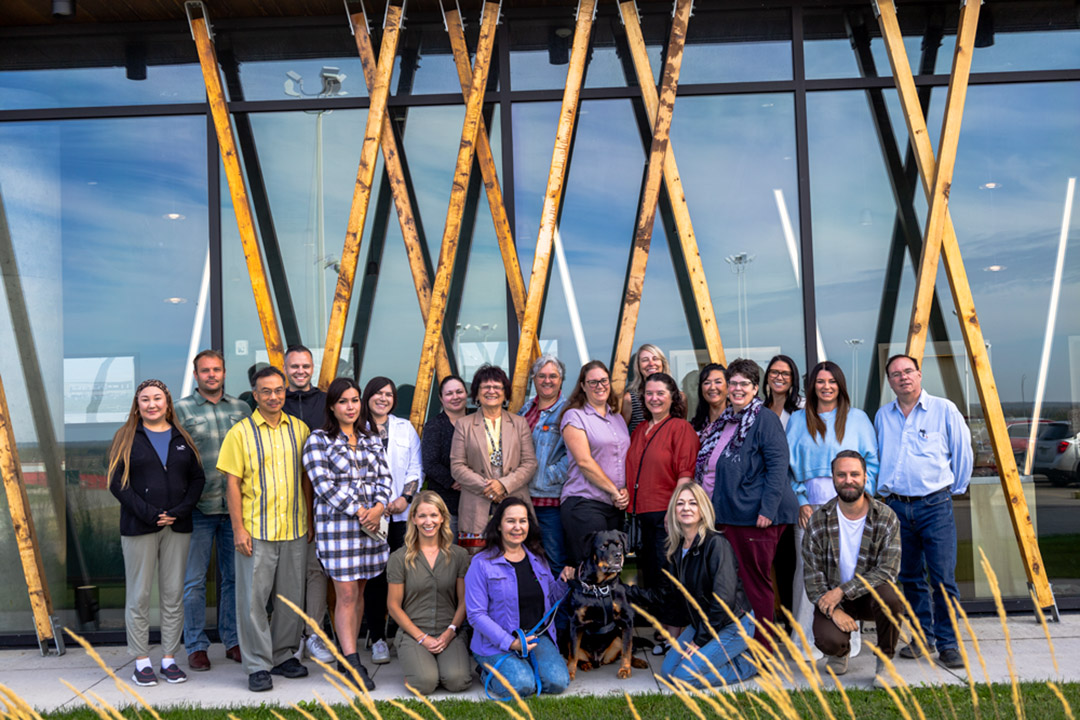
[217,410,310,542]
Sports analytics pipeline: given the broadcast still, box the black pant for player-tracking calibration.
[635,511,690,627]
[560,496,623,568]
[363,520,407,642]
[814,583,904,658]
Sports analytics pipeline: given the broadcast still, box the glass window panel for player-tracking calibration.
[391,22,497,97]
[0,117,209,634]
[0,33,203,109]
[804,2,1080,80]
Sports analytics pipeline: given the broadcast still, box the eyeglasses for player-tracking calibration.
[255,387,286,397]
[479,383,505,392]
[584,378,610,389]
[767,370,792,379]
[888,368,919,380]
[728,380,755,390]
[535,373,561,381]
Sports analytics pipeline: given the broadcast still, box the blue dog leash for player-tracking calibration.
[483,590,568,701]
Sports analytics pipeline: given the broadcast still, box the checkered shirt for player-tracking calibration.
[302,429,393,581]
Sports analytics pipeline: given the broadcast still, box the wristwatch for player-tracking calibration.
[403,494,414,504]
[448,624,458,634]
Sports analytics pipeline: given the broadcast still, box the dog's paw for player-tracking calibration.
[631,657,649,669]
[617,665,632,679]
[579,661,594,672]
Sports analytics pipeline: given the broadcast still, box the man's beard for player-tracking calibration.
[836,485,864,503]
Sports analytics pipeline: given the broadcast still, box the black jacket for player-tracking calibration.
[284,387,326,431]
[109,423,206,536]
[421,411,460,515]
[674,530,752,646]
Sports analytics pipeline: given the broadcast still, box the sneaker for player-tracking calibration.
[187,650,211,671]
[652,640,670,656]
[825,653,849,676]
[899,643,936,660]
[306,634,334,664]
[271,657,309,678]
[225,645,242,664]
[248,670,273,692]
[337,653,376,691]
[371,639,390,664]
[938,647,964,669]
[132,666,158,687]
[160,664,188,684]
[873,658,889,689]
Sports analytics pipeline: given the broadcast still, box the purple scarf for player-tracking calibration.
[694,397,764,483]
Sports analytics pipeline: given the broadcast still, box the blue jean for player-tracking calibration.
[533,506,565,579]
[183,509,237,652]
[886,491,960,650]
[660,614,758,689]
[475,636,570,698]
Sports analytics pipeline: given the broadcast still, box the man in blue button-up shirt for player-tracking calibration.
[875,354,972,670]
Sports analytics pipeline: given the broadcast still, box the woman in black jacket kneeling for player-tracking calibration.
[108,379,205,687]
[656,482,758,688]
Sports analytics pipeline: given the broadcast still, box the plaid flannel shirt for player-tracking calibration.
[802,493,901,604]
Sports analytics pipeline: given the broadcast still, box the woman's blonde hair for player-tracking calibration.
[107,379,200,489]
[664,481,716,564]
[403,491,455,567]
[627,344,671,396]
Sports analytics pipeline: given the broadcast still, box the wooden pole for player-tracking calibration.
[318,4,405,389]
[350,10,453,383]
[509,0,597,411]
[617,0,724,367]
[409,1,502,432]
[0,370,56,646]
[875,0,1056,612]
[189,6,284,369]
[902,0,980,360]
[609,0,692,402]
[444,7,541,363]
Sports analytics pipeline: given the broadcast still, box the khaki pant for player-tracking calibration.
[395,632,472,694]
[235,536,306,675]
[304,538,328,632]
[121,527,191,658]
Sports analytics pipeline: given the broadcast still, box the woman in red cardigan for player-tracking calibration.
[625,371,700,650]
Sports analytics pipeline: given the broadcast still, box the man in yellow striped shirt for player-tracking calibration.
[219,366,312,692]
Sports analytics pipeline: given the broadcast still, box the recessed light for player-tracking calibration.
[984,265,1005,272]
[164,297,188,304]
[163,212,185,220]
[980,182,1001,190]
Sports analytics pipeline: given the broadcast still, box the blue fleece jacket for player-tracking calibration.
[785,407,880,505]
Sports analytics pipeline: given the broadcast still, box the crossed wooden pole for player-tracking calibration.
[875,0,1055,614]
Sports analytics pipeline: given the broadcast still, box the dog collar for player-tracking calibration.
[577,580,612,598]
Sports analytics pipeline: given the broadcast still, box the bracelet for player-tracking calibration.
[448,624,457,634]
[417,633,428,644]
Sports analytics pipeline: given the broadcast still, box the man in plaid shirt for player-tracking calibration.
[802,450,903,686]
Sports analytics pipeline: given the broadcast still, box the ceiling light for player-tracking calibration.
[163,212,185,220]
[164,297,188,304]
[980,182,1001,190]
[984,265,1005,272]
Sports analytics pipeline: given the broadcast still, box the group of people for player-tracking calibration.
[107,342,972,696]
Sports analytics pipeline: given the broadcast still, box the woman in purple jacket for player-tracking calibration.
[464,497,570,699]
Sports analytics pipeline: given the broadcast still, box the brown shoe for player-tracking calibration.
[225,645,242,664]
[187,650,211,671]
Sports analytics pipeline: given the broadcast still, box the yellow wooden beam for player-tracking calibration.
[350,8,453,383]
[0,369,55,645]
[609,0,693,402]
[902,0,980,361]
[509,0,597,411]
[409,1,502,432]
[318,4,405,389]
[189,7,284,369]
[444,7,542,363]
[617,0,725,367]
[876,0,1056,612]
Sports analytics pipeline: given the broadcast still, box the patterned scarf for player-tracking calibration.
[694,397,764,482]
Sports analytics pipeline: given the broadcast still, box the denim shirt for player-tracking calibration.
[518,395,569,498]
[465,547,565,656]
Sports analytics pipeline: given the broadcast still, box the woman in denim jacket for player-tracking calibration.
[464,497,570,699]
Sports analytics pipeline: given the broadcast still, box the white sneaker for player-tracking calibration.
[825,653,849,676]
[371,639,390,664]
[306,634,334,664]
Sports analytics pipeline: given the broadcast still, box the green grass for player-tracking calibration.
[35,682,1080,720]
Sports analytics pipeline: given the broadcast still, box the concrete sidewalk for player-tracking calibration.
[2,614,1078,714]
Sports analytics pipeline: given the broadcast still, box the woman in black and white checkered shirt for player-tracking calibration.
[301,377,392,690]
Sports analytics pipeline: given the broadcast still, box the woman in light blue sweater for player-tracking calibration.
[786,361,879,654]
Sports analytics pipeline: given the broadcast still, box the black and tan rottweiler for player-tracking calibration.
[567,530,648,680]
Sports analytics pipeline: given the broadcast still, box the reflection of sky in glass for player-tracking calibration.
[0,65,205,110]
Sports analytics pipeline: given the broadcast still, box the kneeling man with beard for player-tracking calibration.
[802,450,903,686]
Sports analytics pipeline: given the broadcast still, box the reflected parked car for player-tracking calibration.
[1007,421,1078,486]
